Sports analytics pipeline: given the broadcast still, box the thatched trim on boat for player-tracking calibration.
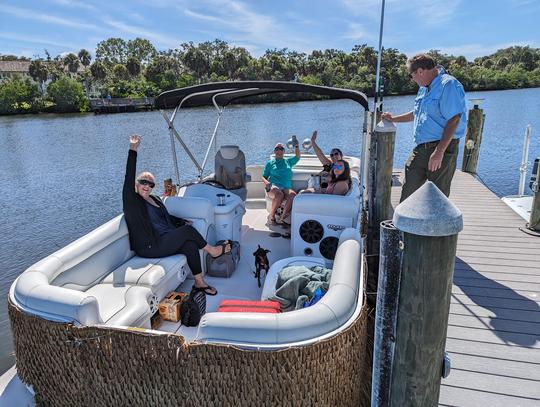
[8,298,370,406]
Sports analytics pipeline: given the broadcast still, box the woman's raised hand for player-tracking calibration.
[129,134,142,151]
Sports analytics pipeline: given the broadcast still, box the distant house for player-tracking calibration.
[0,61,32,82]
[0,60,99,96]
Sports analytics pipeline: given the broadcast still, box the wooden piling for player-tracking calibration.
[371,220,403,407]
[366,118,397,297]
[529,161,540,231]
[461,104,485,174]
[384,182,463,406]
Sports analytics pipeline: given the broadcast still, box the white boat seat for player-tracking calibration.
[101,254,187,300]
[290,178,361,260]
[195,228,362,345]
[11,205,209,328]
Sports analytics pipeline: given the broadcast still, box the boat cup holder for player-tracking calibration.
[216,193,226,206]
[304,248,313,256]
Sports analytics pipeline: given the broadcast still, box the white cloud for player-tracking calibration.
[102,18,182,49]
[342,23,370,40]
[0,32,79,50]
[1,5,101,31]
[342,0,461,24]
[183,0,313,54]
[47,0,99,13]
[410,40,537,60]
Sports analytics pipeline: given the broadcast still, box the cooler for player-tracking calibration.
[178,183,246,243]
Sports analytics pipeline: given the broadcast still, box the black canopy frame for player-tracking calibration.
[155,81,369,111]
[155,81,370,187]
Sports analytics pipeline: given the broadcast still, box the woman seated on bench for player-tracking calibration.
[322,160,351,195]
[262,137,301,226]
[301,159,351,196]
[123,134,231,296]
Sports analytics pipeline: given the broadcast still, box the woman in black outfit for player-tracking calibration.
[123,134,229,296]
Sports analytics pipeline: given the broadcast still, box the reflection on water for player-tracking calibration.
[0,87,539,374]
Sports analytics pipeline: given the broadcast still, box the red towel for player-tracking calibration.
[218,300,281,313]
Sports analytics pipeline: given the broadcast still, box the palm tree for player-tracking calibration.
[78,49,92,68]
[63,53,80,75]
[90,61,107,82]
[126,57,141,77]
[29,60,49,92]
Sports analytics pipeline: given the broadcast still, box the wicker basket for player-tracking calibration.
[8,298,370,406]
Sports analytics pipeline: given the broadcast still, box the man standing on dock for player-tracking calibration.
[382,53,466,202]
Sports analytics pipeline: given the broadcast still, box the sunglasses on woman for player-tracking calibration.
[274,147,285,151]
[330,152,341,157]
[332,164,344,170]
[137,179,155,188]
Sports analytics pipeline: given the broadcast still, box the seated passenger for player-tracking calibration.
[123,134,231,296]
[262,138,301,226]
[310,130,344,187]
[300,159,351,195]
[322,160,351,195]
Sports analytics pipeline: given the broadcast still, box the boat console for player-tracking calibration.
[178,183,246,243]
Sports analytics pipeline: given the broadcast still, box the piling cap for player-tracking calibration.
[375,119,397,133]
[393,181,463,236]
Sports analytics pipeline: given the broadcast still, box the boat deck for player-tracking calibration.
[160,206,292,340]
[391,170,540,407]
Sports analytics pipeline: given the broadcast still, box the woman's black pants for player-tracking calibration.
[137,225,207,276]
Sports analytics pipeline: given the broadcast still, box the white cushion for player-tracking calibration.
[101,254,187,300]
[85,284,155,327]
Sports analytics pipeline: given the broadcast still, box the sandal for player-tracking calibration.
[210,241,231,258]
[193,285,218,296]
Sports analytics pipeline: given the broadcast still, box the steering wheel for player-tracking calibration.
[202,179,227,189]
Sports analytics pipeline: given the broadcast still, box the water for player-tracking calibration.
[0,87,539,375]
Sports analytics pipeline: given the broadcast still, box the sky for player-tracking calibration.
[0,0,538,61]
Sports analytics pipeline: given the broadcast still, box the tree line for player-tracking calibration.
[1,38,540,114]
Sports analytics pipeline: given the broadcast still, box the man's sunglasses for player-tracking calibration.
[137,179,155,188]
[274,147,285,151]
[408,69,418,79]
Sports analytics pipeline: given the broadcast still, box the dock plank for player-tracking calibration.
[391,170,540,405]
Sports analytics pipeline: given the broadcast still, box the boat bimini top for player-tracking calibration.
[154,81,369,184]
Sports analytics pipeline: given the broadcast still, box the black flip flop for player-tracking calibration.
[193,285,218,296]
[210,241,231,258]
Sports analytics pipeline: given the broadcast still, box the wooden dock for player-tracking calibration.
[89,97,154,114]
[391,170,540,407]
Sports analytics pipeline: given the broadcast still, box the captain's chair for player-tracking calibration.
[214,145,249,201]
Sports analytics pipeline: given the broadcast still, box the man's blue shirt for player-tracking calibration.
[413,69,467,145]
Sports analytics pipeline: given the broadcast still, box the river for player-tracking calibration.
[1,87,539,375]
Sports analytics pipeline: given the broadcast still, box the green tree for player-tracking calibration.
[96,38,128,65]
[90,61,107,82]
[0,76,41,114]
[113,64,129,80]
[126,57,141,77]
[497,57,509,69]
[29,60,49,91]
[78,49,92,67]
[47,76,88,112]
[182,43,210,81]
[127,38,157,65]
[63,53,80,74]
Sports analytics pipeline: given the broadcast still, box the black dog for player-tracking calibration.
[252,245,270,288]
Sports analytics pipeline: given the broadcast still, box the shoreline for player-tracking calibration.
[1,85,540,117]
